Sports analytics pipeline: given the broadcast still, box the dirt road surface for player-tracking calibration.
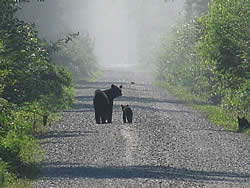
[34,67,250,188]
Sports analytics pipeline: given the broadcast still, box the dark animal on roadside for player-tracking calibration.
[121,104,133,123]
[93,84,122,124]
[130,81,135,84]
[237,116,250,130]
[43,115,48,126]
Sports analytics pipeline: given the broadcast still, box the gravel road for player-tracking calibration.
[34,67,250,188]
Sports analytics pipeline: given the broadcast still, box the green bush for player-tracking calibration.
[0,1,74,108]
[154,21,218,103]
[198,0,250,112]
[0,98,44,186]
[0,1,75,186]
[0,160,16,188]
[155,0,249,116]
[51,33,98,81]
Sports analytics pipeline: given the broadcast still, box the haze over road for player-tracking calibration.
[34,67,250,188]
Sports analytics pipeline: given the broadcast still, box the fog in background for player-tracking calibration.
[17,0,184,68]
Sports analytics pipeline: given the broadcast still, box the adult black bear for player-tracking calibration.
[121,104,133,123]
[238,116,250,130]
[93,84,122,124]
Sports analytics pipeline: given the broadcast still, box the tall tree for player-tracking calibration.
[0,0,73,107]
[198,0,250,110]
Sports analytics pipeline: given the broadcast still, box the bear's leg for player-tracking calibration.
[101,116,107,124]
[129,113,133,123]
[128,116,132,123]
[95,112,101,124]
[107,104,113,123]
[123,114,127,123]
[107,113,112,123]
[107,109,112,123]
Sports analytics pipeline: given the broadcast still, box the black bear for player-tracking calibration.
[238,116,250,130]
[93,84,122,124]
[121,104,133,123]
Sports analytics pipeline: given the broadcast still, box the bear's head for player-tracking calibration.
[111,84,122,98]
[121,104,129,111]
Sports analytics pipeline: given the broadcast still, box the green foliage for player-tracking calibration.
[0,98,44,187]
[0,0,74,109]
[0,160,16,188]
[51,33,98,81]
[155,21,217,102]
[199,0,249,78]
[155,0,249,127]
[0,21,73,106]
[195,104,250,135]
[0,1,77,187]
[1,130,40,165]
[198,0,250,112]
[196,105,238,130]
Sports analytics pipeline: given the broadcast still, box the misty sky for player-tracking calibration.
[17,0,183,66]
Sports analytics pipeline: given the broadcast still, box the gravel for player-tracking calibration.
[33,67,250,188]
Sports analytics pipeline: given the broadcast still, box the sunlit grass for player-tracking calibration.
[72,70,103,84]
[32,113,61,135]
[155,81,208,104]
[0,110,59,188]
[156,81,250,135]
[195,105,250,135]
[4,179,32,188]
[88,71,103,82]
[194,105,238,131]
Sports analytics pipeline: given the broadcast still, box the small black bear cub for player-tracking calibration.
[238,116,250,130]
[121,104,133,123]
[93,84,122,124]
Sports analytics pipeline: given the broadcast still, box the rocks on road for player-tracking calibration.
[34,67,250,188]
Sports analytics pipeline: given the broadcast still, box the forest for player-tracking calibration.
[154,0,249,124]
[0,0,249,187]
[0,0,98,187]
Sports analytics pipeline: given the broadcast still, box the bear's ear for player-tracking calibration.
[126,105,129,107]
[111,84,115,88]
[120,85,122,88]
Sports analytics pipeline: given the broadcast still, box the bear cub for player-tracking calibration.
[93,84,122,124]
[121,104,133,123]
[238,116,250,130]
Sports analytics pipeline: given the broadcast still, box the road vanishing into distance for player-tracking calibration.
[34,67,250,188]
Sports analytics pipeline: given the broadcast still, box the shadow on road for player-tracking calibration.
[68,103,94,112]
[39,130,98,139]
[74,95,183,105]
[75,81,127,87]
[71,95,192,114]
[117,96,183,105]
[40,164,250,182]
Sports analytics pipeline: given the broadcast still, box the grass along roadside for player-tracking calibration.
[155,81,250,135]
[0,108,62,188]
